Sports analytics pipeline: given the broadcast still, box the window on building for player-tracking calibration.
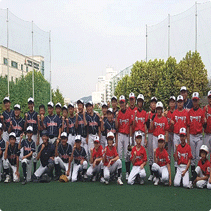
[26,66,28,72]
[21,64,23,70]
[11,61,18,69]
[4,58,8,65]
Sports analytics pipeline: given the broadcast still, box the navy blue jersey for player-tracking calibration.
[2,110,14,131]
[184,98,193,110]
[77,113,87,138]
[0,138,6,158]
[101,117,107,136]
[7,143,20,165]
[21,139,36,158]
[58,143,72,163]
[25,111,38,134]
[73,147,87,165]
[11,116,25,137]
[104,119,117,137]
[68,116,76,135]
[44,115,61,138]
[86,112,100,135]
[38,143,55,167]
[113,108,119,121]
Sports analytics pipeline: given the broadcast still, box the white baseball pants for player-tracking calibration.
[117,133,130,162]
[204,133,211,153]
[194,166,208,189]
[81,137,88,155]
[22,158,33,182]
[34,164,48,178]
[3,159,20,182]
[87,161,102,177]
[128,166,146,185]
[2,131,9,142]
[71,161,88,182]
[152,163,169,183]
[174,164,189,188]
[100,136,107,149]
[68,134,75,148]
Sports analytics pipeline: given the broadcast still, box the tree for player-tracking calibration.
[52,87,64,106]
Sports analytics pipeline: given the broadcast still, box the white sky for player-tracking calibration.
[0,0,209,101]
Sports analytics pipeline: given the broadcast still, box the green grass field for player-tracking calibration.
[0,160,211,211]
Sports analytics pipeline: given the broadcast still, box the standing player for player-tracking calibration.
[37,104,46,146]
[68,103,76,148]
[100,102,108,149]
[18,126,36,185]
[151,134,171,186]
[187,92,206,175]
[3,132,20,183]
[174,128,192,188]
[180,86,193,111]
[111,96,119,120]
[116,95,131,180]
[8,104,25,143]
[61,105,69,133]
[55,103,62,118]
[0,123,5,182]
[127,131,147,185]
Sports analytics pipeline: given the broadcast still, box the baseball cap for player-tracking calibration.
[9,132,16,139]
[61,132,68,138]
[47,101,54,108]
[107,131,114,138]
[192,92,199,100]
[179,127,186,135]
[0,123,3,130]
[158,134,165,142]
[101,102,108,107]
[107,108,113,113]
[119,95,125,102]
[14,104,21,110]
[156,101,163,109]
[75,135,81,142]
[177,95,184,101]
[94,135,100,143]
[208,90,211,97]
[77,99,84,104]
[129,92,135,99]
[62,105,68,110]
[135,131,143,138]
[111,96,117,101]
[41,130,49,137]
[151,96,157,102]
[68,103,74,108]
[137,94,144,101]
[3,96,10,103]
[169,96,176,101]
[26,126,33,133]
[28,97,34,103]
[55,103,62,108]
[86,101,93,107]
[180,86,187,92]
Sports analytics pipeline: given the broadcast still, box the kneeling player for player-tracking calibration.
[190,145,210,189]
[33,130,55,182]
[87,135,103,181]
[18,126,36,185]
[71,135,88,182]
[151,134,171,186]
[102,132,123,185]
[128,131,147,185]
[0,123,5,182]
[3,132,20,183]
[54,132,72,181]
[174,128,192,188]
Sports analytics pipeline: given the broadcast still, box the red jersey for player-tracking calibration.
[197,159,210,176]
[128,106,138,122]
[166,110,174,133]
[152,115,169,136]
[92,145,103,165]
[204,105,211,134]
[147,112,156,133]
[117,109,131,134]
[103,146,118,166]
[130,145,147,166]
[171,109,188,134]
[176,143,192,165]
[187,108,205,135]
[133,109,147,133]
[155,148,170,167]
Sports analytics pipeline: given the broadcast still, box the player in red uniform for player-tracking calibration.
[127,131,147,185]
[187,92,206,175]
[190,145,210,189]
[151,134,171,186]
[174,128,192,188]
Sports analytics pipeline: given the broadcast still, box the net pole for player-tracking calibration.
[168,14,170,58]
[146,24,148,62]
[195,1,198,51]
[49,30,52,102]
[7,8,9,96]
[32,21,34,99]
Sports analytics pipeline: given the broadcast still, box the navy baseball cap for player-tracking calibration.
[61,132,68,138]
[41,130,49,137]
[75,135,81,142]
[26,126,33,133]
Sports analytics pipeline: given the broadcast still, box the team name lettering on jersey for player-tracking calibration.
[190,116,201,122]
[178,152,188,160]
[175,116,186,122]
[47,122,58,126]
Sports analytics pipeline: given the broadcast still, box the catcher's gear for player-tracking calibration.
[199,145,209,158]
[40,173,51,183]
[59,175,68,183]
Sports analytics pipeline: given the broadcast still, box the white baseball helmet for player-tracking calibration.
[156,101,163,109]
[199,145,209,158]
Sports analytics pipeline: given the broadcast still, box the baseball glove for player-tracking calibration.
[127,145,133,152]
[59,175,68,183]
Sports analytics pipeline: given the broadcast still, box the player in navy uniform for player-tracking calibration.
[111,96,119,121]
[33,130,55,182]
[75,99,88,154]
[37,104,46,146]
[42,102,61,144]
[0,123,6,182]
[8,104,24,143]
[68,103,76,148]
[18,126,36,185]
[55,103,62,119]
[180,86,193,111]
[55,132,72,181]
[61,105,69,134]
[1,97,14,142]
[100,102,108,149]
[3,132,20,183]
[70,135,88,182]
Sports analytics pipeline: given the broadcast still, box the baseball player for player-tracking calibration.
[55,103,62,118]
[127,131,147,185]
[86,135,103,181]
[37,104,46,146]
[8,104,25,143]
[70,135,88,182]
[33,130,55,182]
[42,102,61,144]
[100,102,108,149]
[55,132,72,181]
[180,86,193,111]
[67,103,76,148]
[189,145,210,189]
[187,92,206,175]
[203,90,211,153]
[115,95,131,180]
[61,105,69,133]
[3,132,20,183]
[0,123,6,182]
[1,96,14,142]
[102,131,123,185]
[132,94,147,146]
[146,96,157,181]
[111,96,119,120]
[174,127,192,188]
[75,99,88,154]
[151,134,171,186]
[18,126,36,185]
